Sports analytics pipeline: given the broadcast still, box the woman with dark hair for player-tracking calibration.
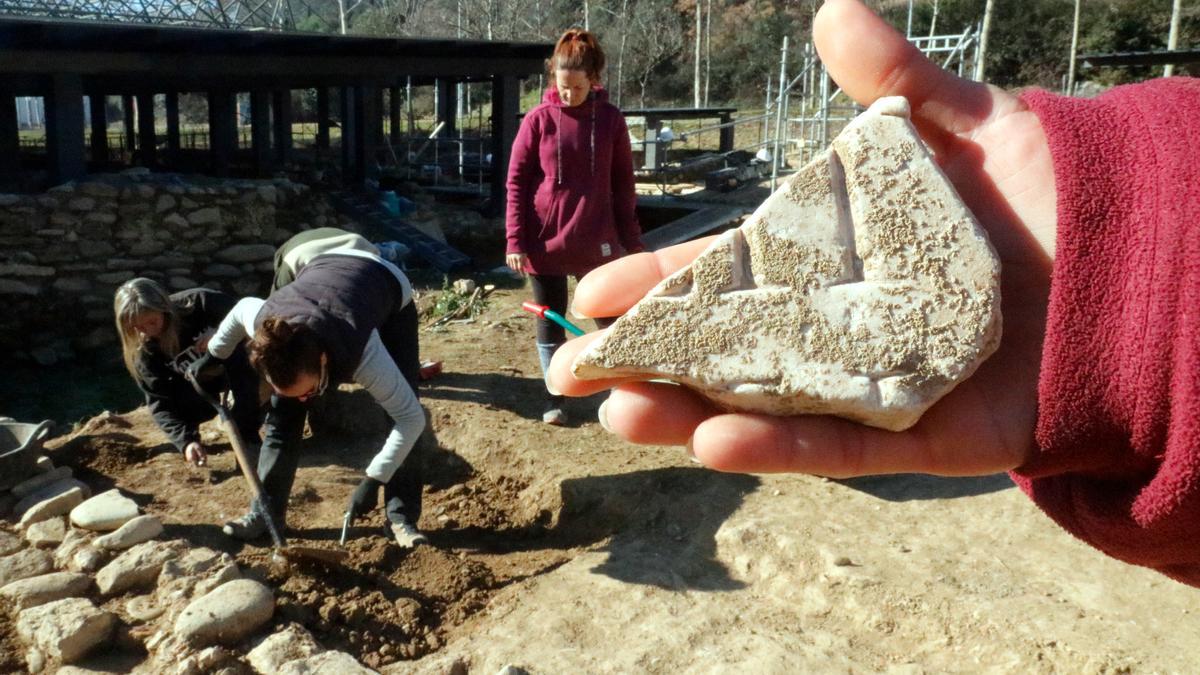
[113,277,261,466]
[504,27,643,425]
[203,228,428,548]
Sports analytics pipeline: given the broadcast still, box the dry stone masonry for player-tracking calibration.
[0,169,355,365]
[0,449,379,673]
[574,97,1002,431]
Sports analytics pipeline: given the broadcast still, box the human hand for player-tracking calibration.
[506,253,528,275]
[195,329,215,353]
[183,441,208,467]
[185,352,216,382]
[547,0,1056,478]
[347,476,382,520]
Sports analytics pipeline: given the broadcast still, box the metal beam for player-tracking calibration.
[0,86,18,174]
[272,88,292,165]
[88,93,107,164]
[136,91,156,167]
[251,89,271,175]
[208,89,235,176]
[490,74,520,211]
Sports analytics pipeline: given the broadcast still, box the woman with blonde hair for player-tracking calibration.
[114,278,261,466]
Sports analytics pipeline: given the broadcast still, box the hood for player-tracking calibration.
[542,85,610,108]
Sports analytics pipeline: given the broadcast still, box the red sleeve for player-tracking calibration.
[1012,78,1200,586]
[505,112,541,255]
[610,112,643,254]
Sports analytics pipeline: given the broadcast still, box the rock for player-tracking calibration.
[0,529,23,555]
[215,243,275,264]
[80,182,119,198]
[186,207,222,226]
[53,528,95,568]
[156,195,178,213]
[14,479,92,517]
[247,624,323,674]
[70,488,140,531]
[573,97,1002,432]
[72,547,106,574]
[12,466,73,499]
[17,486,86,529]
[16,597,115,664]
[0,548,54,586]
[497,666,531,675]
[0,278,41,295]
[96,540,183,595]
[94,514,163,550]
[0,572,93,610]
[174,579,274,646]
[67,197,96,211]
[203,263,241,278]
[24,517,67,548]
[126,595,166,622]
[25,648,45,673]
[277,651,377,674]
[452,278,477,295]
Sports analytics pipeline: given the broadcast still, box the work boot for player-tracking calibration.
[542,395,567,426]
[222,511,268,540]
[389,517,428,549]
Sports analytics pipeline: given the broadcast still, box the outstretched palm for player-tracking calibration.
[548,0,1057,477]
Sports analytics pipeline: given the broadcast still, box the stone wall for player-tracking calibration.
[0,170,355,365]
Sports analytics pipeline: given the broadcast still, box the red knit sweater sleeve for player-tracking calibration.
[1012,78,1200,586]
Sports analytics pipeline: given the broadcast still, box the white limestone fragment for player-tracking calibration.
[573,97,1001,431]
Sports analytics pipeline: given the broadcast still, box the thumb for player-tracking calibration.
[813,0,993,145]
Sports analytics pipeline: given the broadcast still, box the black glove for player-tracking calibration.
[185,352,217,381]
[347,476,383,520]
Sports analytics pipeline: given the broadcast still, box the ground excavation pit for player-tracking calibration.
[0,284,632,672]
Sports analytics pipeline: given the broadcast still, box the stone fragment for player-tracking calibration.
[16,597,115,664]
[0,548,54,586]
[13,479,91,518]
[278,651,377,674]
[18,487,85,529]
[247,624,323,674]
[126,595,166,622]
[186,207,222,226]
[70,488,140,531]
[215,243,275,263]
[0,572,93,610]
[24,517,67,548]
[96,539,183,595]
[94,514,163,550]
[174,579,274,646]
[72,547,107,574]
[11,466,72,499]
[34,456,53,472]
[0,529,23,555]
[573,97,1002,431]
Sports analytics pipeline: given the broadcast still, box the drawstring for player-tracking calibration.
[554,94,597,186]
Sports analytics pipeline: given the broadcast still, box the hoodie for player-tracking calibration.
[1012,78,1200,587]
[505,86,642,276]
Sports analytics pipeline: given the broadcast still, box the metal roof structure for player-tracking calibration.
[0,0,325,30]
[0,16,552,200]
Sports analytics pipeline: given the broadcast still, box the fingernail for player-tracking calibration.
[568,302,590,319]
[685,437,702,464]
[597,397,612,433]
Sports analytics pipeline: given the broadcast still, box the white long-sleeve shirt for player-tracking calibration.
[209,296,425,483]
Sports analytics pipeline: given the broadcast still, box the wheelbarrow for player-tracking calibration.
[183,369,348,568]
[0,419,53,491]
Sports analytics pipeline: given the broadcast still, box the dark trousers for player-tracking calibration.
[255,301,423,526]
[529,274,615,400]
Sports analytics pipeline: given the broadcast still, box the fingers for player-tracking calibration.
[570,236,718,319]
[599,382,719,445]
[813,0,994,145]
[547,330,644,396]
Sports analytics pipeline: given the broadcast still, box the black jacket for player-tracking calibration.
[135,288,239,450]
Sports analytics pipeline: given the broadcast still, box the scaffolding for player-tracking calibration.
[773,22,981,186]
[0,0,325,30]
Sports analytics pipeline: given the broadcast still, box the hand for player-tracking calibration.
[347,476,383,520]
[186,352,216,381]
[548,0,1056,478]
[183,442,208,467]
[506,253,528,275]
[195,329,215,353]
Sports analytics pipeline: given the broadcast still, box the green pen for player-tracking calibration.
[522,301,586,336]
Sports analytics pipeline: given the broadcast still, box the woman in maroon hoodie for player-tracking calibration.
[505,28,643,426]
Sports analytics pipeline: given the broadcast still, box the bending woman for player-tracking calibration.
[114,278,262,466]
[204,228,428,548]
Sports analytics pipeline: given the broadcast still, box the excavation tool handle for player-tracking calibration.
[340,510,352,546]
[184,370,287,552]
[520,302,586,337]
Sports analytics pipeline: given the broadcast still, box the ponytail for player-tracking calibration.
[547,28,606,82]
[248,317,323,388]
